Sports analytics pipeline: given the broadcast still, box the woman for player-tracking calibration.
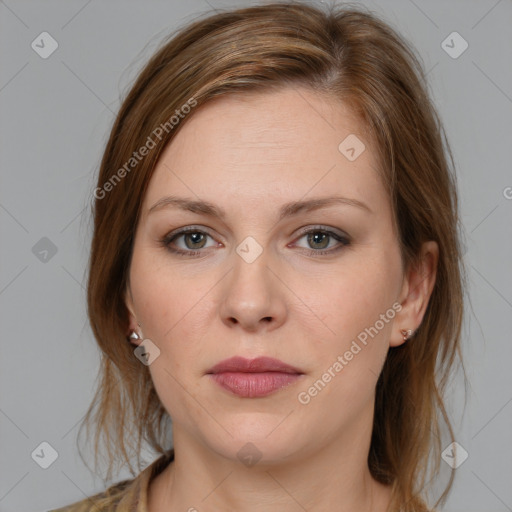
[51,2,465,511]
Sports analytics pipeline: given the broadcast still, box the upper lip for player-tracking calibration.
[207,356,303,375]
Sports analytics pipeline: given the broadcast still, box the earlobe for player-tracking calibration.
[391,241,439,347]
[390,325,415,347]
[400,329,414,342]
[128,330,142,346]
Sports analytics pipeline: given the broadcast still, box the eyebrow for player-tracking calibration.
[147,195,372,220]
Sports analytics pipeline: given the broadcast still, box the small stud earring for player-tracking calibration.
[128,330,141,342]
[400,329,414,342]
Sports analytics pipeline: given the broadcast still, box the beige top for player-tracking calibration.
[49,450,174,512]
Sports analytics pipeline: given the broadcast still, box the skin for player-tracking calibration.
[125,87,438,512]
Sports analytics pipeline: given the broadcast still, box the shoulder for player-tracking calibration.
[49,450,174,512]
[48,477,133,512]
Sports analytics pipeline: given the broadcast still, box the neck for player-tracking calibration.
[148,427,392,512]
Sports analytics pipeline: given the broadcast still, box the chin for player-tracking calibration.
[201,417,309,467]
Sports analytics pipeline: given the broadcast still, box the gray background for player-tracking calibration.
[0,0,511,511]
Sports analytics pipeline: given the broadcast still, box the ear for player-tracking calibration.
[391,241,439,347]
[125,283,143,346]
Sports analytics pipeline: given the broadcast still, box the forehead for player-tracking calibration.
[142,87,387,218]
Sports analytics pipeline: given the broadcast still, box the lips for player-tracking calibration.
[207,356,302,375]
[207,356,304,398]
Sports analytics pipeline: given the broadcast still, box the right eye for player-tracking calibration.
[161,226,219,257]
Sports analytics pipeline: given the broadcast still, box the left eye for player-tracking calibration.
[293,229,349,253]
[168,230,217,251]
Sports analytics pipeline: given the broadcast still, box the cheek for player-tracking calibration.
[302,250,402,380]
[296,278,397,428]
[129,255,212,419]
[311,257,400,335]
[129,250,219,385]
[130,249,202,338]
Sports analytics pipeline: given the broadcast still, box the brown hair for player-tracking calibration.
[81,3,466,511]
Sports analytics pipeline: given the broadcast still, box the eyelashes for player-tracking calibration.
[160,225,351,258]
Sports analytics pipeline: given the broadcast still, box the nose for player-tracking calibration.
[219,250,287,333]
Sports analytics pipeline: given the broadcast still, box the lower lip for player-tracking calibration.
[209,372,302,398]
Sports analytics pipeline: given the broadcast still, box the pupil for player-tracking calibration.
[308,232,329,249]
[185,232,206,249]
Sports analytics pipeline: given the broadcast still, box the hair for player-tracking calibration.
[80,2,466,511]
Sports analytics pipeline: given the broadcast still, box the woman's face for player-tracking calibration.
[126,87,411,464]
